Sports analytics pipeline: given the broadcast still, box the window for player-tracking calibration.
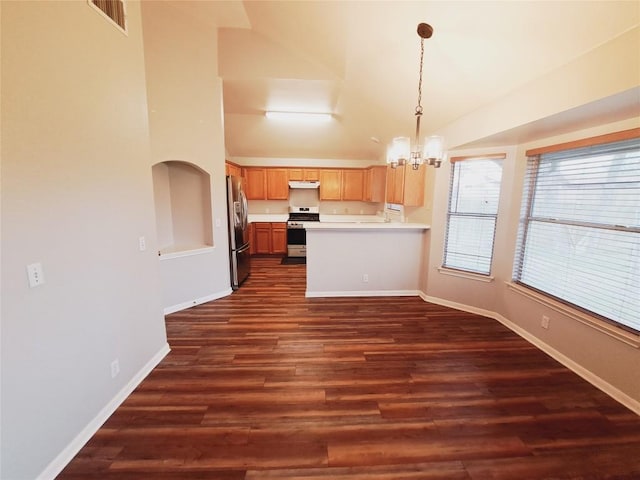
[514,132,640,333]
[90,0,126,32]
[443,155,504,275]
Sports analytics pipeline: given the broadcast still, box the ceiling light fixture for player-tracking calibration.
[387,23,445,170]
[265,111,332,122]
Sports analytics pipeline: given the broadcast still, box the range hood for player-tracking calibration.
[289,180,320,189]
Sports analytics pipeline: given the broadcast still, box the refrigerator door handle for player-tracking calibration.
[241,190,249,230]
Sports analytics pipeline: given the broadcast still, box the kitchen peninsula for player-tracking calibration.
[304,221,430,298]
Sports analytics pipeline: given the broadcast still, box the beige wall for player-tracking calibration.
[141,1,232,311]
[1,1,168,478]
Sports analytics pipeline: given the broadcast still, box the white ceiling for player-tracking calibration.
[197,0,638,161]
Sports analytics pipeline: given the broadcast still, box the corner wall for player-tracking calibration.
[141,1,232,311]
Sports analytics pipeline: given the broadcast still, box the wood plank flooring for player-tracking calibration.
[58,256,640,479]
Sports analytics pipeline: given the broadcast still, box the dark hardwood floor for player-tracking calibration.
[59,256,640,479]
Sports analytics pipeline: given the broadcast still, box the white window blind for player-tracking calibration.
[443,156,504,275]
[514,136,640,333]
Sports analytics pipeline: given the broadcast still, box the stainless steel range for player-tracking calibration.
[287,206,320,257]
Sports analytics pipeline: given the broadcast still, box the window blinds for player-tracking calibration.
[514,137,640,333]
[444,157,504,275]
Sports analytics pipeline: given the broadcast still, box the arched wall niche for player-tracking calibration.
[152,160,213,255]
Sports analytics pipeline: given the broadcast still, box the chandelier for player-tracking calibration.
[387,23,445,170]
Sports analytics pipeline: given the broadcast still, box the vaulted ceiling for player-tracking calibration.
[181,1,639,161]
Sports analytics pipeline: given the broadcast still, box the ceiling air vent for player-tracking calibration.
[90,0,126,32]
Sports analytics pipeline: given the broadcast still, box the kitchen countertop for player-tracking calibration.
[305,222,430,230]
[247,213,429,229]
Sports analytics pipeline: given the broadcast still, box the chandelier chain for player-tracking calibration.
[415,37,425,116]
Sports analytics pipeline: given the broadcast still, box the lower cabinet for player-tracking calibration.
[252,222,287,255]
[271,223,287,254]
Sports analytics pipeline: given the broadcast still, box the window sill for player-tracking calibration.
[437,267,494,283]
[506,282,639,348]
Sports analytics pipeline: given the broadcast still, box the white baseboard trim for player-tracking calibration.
[420,293,640,416]
[163,289,232,315]
[37,342,171,480]
[306,289,421,298]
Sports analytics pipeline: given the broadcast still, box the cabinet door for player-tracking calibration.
[342,169,364,201]
[368,166,387,203]
[266,168,289,200]
[226,162,242,178]
[319,169,342,200]
[393,165,405,204]
[271,223,287,254]
[288,168,304,181]
[253,223,271,254]
[303,168,320,181]
[402,164,426,206]
[385,166,396,203]
[249,224,256,255]
[245,168,267,200]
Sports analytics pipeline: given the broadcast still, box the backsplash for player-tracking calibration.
[247,199,381,215]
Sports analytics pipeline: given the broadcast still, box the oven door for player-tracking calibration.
[287,226,306,257]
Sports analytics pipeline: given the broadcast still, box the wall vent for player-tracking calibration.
[90,0,126,32]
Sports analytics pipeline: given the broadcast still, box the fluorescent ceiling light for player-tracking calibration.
[265,111,332,122]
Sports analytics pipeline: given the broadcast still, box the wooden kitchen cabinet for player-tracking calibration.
[249,223,256,255]
[266,169,289,200]
[288,168,319,181]
[244,168,267,200]
[245,167,289,200]
[225,161,243,178]
[271,222,287,254]
[319,169,342,200]
[253,222,272,254]
[252,222,287,255]
[364,166,387,203]
[341,169,364,201]
[303,168,319,181]
[385,164,426,206]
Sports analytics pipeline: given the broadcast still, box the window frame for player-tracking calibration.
[513,128,640,335]
[442,154,506,276]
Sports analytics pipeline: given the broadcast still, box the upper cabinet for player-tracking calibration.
[244,168,267,200]
[266,168,289,200]
[364,166,387,203]
[386,164,426,206]
[242,165,399,204]
[289,168,320,181]
[225,161,242,178]
[319,169,342,200]
[245,167,289,200]
[341,169,364,201]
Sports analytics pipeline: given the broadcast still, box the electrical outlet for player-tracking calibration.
[110,359,120,378]
[138,236,146,251]
[541,315,550,329]
[26,263,45,288]
[362,273,369,283]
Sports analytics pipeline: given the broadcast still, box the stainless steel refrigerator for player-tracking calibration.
[226,175,251,289]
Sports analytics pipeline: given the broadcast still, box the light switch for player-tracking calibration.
[138,236,146,251]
